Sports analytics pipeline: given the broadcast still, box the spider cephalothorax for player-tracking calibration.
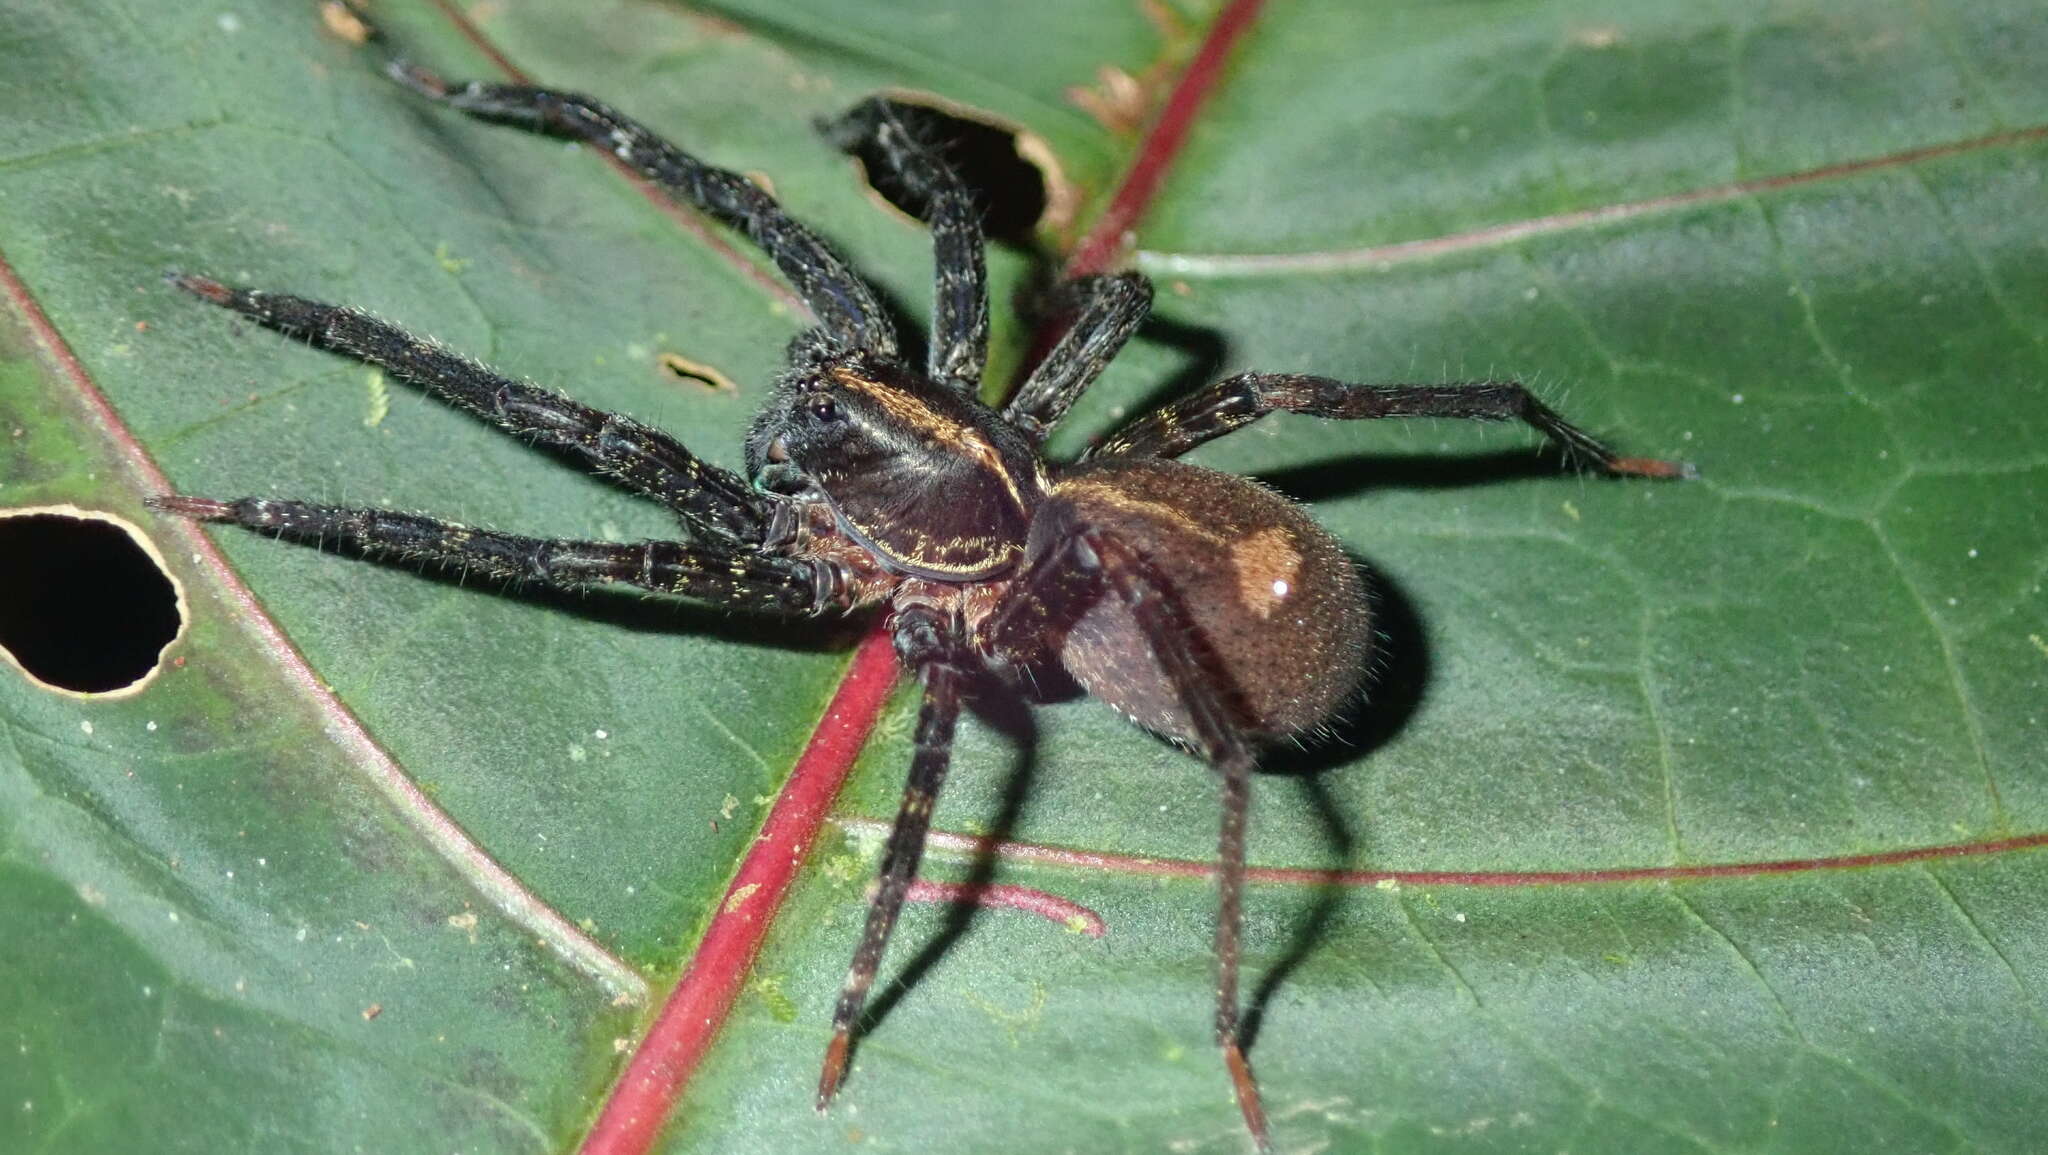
[748,346,1045,583]
[154,60,1688,1152]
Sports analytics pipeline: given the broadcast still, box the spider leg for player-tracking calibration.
[1002,273,1152,441]
[818,607,968,1109]
[976,524,1106,664]
[1090,371,1696,478]
[819,99,988,390]
[150,495,826,613]
[170,275,768,544]
[389,62,895,358]
[1073,527,1273,1152]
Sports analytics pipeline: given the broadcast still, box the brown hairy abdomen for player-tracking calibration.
[1047,458,1370,744]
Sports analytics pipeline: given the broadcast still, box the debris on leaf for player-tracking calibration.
[659,351,739,395]
[319,0,376,45]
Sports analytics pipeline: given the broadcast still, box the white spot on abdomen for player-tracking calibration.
[1233,528,1302,619]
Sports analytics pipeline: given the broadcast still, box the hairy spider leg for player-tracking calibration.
[1080,528,1273,1153]
[149,496,823,612]
[818,607,969,1109]
[167,275,768,544]
[1003,272,1153,441]
[820,99,989,390]
[391,62,897,359]
[1092,371,1698,478]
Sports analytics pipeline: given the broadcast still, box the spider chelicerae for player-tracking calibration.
[153,59,1691,1151]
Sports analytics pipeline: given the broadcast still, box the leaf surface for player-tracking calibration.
[2,1,2045,1153]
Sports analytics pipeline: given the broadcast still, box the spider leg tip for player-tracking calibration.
[384,58,448,100]
[1608,455,1697,481]
[165,272,233,304]
[1221,1040,1274,1153]
[147,494,235,521]
[815,1029,852,1112]
[813,100,879,153]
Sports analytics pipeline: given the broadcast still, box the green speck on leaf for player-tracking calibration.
[363,369,388,427]
[845,825,887,860]
[433,241,469,274]
[822,854,860,885]
[962,983,1046,1048]
[751,975,798,1023]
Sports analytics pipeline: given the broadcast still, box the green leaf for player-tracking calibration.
[3,1,2045,1153]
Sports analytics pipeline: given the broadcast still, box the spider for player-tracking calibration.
[153,60,1690,1152]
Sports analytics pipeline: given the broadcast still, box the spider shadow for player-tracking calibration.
[857,669,1043,1041]
[307,538,857,654]
[1132,309,1231,420]
[1255,446,1587,504]
[1227,448,1598,1046]
[1009,266,1233,442]
[1240,772,1356,1054]
[1236,562,1426,1051]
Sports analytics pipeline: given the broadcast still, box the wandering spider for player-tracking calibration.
[153,60,1690,1151]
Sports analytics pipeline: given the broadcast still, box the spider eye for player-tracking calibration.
[807,395,841,422]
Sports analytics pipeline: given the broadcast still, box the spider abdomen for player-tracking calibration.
[1047,458,1371,744]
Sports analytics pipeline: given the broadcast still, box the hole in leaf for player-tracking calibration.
[835,94,1070,247]
[0,507,185,696]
